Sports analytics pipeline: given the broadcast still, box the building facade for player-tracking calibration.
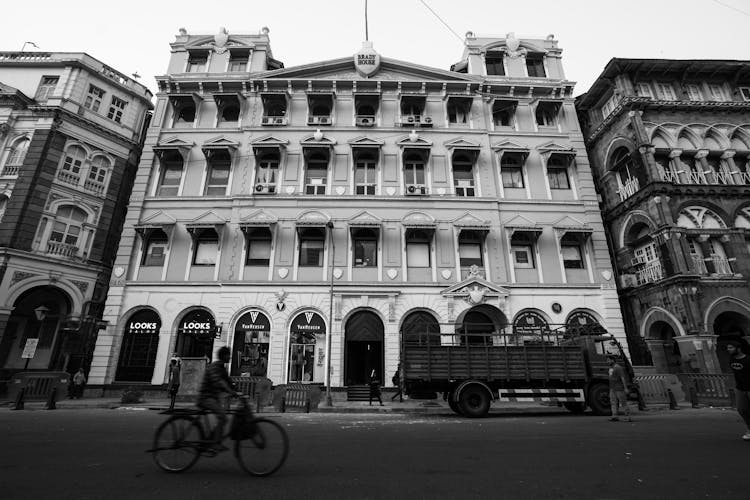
[90,29,625,391]
[0,52,153,377]
[576,58,750,376]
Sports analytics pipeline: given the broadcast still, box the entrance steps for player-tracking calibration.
[346,385,371,401]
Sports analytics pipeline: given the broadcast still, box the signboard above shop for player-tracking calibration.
[290,311,326,343]
[235,310,271,344]
[179,309,219,339]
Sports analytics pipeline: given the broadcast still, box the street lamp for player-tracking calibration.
[324,220,335,407]
[24,306,50,370]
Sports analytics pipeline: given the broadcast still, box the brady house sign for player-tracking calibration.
[354,41,380,77]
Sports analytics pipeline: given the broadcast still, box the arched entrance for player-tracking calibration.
[344,310,384,385]
[115,309,161,382]
[176,308,217,359]
[456,304,508,345]
[231,310,270,376]
[646,321,682,374]
[1,286,71,371]
[713,311,750,373]
[401,310,440,346]
[288,311,326,383]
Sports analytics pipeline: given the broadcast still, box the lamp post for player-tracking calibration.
[24,305,49,370]
[324,220,335,407]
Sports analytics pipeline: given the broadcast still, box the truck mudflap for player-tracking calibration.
[498,388,585,402]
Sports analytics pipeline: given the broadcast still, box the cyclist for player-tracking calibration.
[197,346,241,451]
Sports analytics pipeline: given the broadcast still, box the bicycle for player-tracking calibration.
[148,395,289,476]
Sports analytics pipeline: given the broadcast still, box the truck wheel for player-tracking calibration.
[447,393,463,416]
[458,385,491,418]
[563,402,586,414]
[588,383,611,416]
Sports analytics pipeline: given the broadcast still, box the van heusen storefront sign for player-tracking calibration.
[289,311,326,383]
[232,310,271,376]
[115,309,161,382]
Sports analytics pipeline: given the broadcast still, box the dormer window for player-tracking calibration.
[485,51,505,76]
[447,97,472,125]
[525,54,546,78]
[261,93,287,125]
[307,94,333,125]
[492,100,517,128]
[187,51,208,72]
[355,94,379,127]
[228,50,250,72]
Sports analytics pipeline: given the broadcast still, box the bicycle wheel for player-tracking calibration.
[152,416,204,473]
[234,418,289,476]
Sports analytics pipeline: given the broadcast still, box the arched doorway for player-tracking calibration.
[176,309,217,359]
[456,305,508,345]
[115,309,161,382]
[1,286,71,371]
[231,310,270,376]
[713,311,750,373]
[401,310,440,346]
[288,311,326,383]
[646,321,682,374]
[345,310,384,385]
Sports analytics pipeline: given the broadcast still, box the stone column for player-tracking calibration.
[645,339,670,372]
[674,334,721,374]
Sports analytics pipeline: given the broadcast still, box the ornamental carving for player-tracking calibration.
[10,271,37,286]
[70,280,89,294]
[463,284,488,305]
[504,32,527,59]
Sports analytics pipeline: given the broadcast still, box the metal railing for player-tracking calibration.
[678,373,734,407]
[617,176,640,201]
[709,254,733,275]
[659,169,681,183]
[636,262,663,285]
[691,254,708,275]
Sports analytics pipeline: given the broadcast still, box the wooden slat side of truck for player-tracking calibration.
[401,327,631,417]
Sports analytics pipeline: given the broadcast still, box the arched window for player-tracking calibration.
[157,151,184,196]
[141,229,168,267]
[4,137,30,174]
[87,156,110,194]
[60,145,86,183]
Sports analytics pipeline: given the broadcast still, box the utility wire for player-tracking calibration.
[710,0,750,17]
[418,0,464,43]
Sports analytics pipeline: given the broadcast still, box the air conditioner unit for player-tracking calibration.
[421,116,433,127]
[308,116,331,125]
[406,184,425,195]
[262,116,287,126]
[254,184,272,194]
[401,115,420,126]
[356,116,374,127]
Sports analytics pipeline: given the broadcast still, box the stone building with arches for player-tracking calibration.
[89,29,624,394]
[576,58,750,375]
[0,52,153,378]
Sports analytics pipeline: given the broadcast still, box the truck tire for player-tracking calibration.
[588,383,611,416]
[458,385,491,418]
[447,393,463,416]
[563,402,586,414]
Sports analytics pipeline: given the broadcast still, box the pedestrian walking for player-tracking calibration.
[72,367,86,399]
[607,355,632,422]
[369,369,383,406]
[167,358,181,411]
[391,364,403,402]
[726,340,750,441]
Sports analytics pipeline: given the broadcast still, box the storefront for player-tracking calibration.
[176,309,218,359]
[513,309,551,344]
[231,310,270,376]
[566,310,606,335]
[115,309,161,382]
[288,311,326,383]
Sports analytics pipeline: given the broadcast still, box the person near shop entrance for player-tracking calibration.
[71,367,86,399]
[369,369,383,406]
[391,364,403,402]
[167,358,181,411]
[607,355,632,422]
[726,341,750,441]
[197,346,241,451]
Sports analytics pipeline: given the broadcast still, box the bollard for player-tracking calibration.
[46,387,57,410]
[689,386,700,408]
[667,388,679,410]
[12,387,25,410]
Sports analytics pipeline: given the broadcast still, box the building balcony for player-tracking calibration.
[57,170,80,186]
[83,179,105,196]
[1,163,21,176]
[46,240,79,258]
[709,254,734,276]
[659,168,750,186]
[636,262,663,285]
[617,176,640,202]
[691,254,708,275]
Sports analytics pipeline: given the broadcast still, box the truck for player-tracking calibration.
[400,322,636,418]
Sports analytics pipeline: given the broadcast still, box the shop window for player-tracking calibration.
[204,150,231,195]
[526,54,546,77]
[458,230,484,267]
[561,234,584,269]
[254,150,279,193]
[304,151,329,195]
[353,228,378,267]
[35,76,58,101]
[406,229,431,268]
[141,229,168,267]
[298,227,325,267]
[452,153,475,196]
[245,227,272,266]
[192,228,219,265]
[501,153,525,188]
[547,155,571,189]
[492,100,516,127]
[485,51,505,76]
[511,232,536,269]
[354,150,377,195]
[156,152,184,196]
[84,84,105,112]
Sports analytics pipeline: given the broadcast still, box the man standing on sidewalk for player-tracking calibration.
[607,355,632,422]
[726,340,750,441]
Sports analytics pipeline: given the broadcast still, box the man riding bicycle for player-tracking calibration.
[197,346,241,451]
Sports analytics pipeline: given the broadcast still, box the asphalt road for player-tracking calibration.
[0,407,747,500]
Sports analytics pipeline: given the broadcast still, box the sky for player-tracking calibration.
[3,0,750,98]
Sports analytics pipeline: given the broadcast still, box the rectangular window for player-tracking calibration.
[107,96,127,123]
[708,84,726,101]
[355,159,377,195]
[601,94,618,118]
[187,53,207,72]
[246,230,272,266]
[193,240,218,265]
[228,52,248,72]
[299,239,324,266]
[685,84,703,101]
[143,240,167,266]
[35,76,59,101]
[447,99,471,124]
[562,243,584,269]
[305,161,328,195]
[535,102,559,127]
[406,242,430,267]
[502,166,524,188]
[459,242,483,267]
[637,83,653,98]
[656,83,676,100]
[492,100,516,127]
[205,159,231,196]
[511,245,534,268]
[547,166,570,189]
[84,85,105,112]
[525,55,546,77]
[255,158,279,193]
[353,237,377,267]
[158,162,183,196]
[485,53,505,76]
